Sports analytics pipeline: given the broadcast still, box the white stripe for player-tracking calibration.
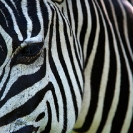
[101,0,121,132]
[50,8,76,131]
[36,0,44,38]
[21,0,33,38]
[83,0,92,63]
[0,26,13,92]
[0,52,44,100]
[88,0,110,132]
[117,1,133,132]
[10,0,18,11]
[74,0,92,128]
[122,0,133,61]
[0,65,47,118]
[1,1,23,41]
[66,0,81,64]
[76,0,84,65]
[56,4,84,91]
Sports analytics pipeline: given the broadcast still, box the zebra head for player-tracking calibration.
[0,0,83,133]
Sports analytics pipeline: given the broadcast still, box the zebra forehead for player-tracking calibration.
[0,0,49,42]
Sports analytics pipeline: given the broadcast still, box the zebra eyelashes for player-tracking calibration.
[51,0,64,4]
[15,42,44,64]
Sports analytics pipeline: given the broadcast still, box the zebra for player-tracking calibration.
[0,0,133,133]
[128,0,133,5]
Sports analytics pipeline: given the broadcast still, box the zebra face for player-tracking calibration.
[0,0,49,65]
[0,0,83,133]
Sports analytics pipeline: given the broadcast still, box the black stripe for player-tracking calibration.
[96,1,117,132]
[71,0,82,60]
[40,0,49,37]
[0,83,51,126]
[41,101,52,133]
[0,2,18,40]
[74,0,105,132]
[66,1,83,75]
[0,34,7,66]
[71,0,78,36]
[111,61,129,132]
[72,31,83,85]
[84,0,97,68]
[0,67,5,83]
[0,50,46,107]
[128,117,133,133]
[80,0,88,51]
[0,66,12,100]
[48,7,67,133]
[65,0,72,34]
[101,1,130,132]
[122,2,133,73]
[112,0,133,73]
[58,6,83,98]
[55,8,79,120]
[12,0,27,40]
[1,1,28,41]
[85,0,105,129]
[27,0,41,38]
[13,125,37,133]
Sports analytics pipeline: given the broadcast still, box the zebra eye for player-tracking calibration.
[16,42,43,64]
[52,0,63,3]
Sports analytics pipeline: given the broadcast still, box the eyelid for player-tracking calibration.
[20,36,44,49]
[13,42,44,64]
[52,0,63,3]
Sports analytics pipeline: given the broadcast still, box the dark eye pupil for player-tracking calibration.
[20,42,44,57]
[21,45,37,56]
[15,42,44,64]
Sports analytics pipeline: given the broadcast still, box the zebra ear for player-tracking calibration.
[52,0,63,4]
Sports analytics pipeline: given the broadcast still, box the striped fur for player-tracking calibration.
[0,0,132,133]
